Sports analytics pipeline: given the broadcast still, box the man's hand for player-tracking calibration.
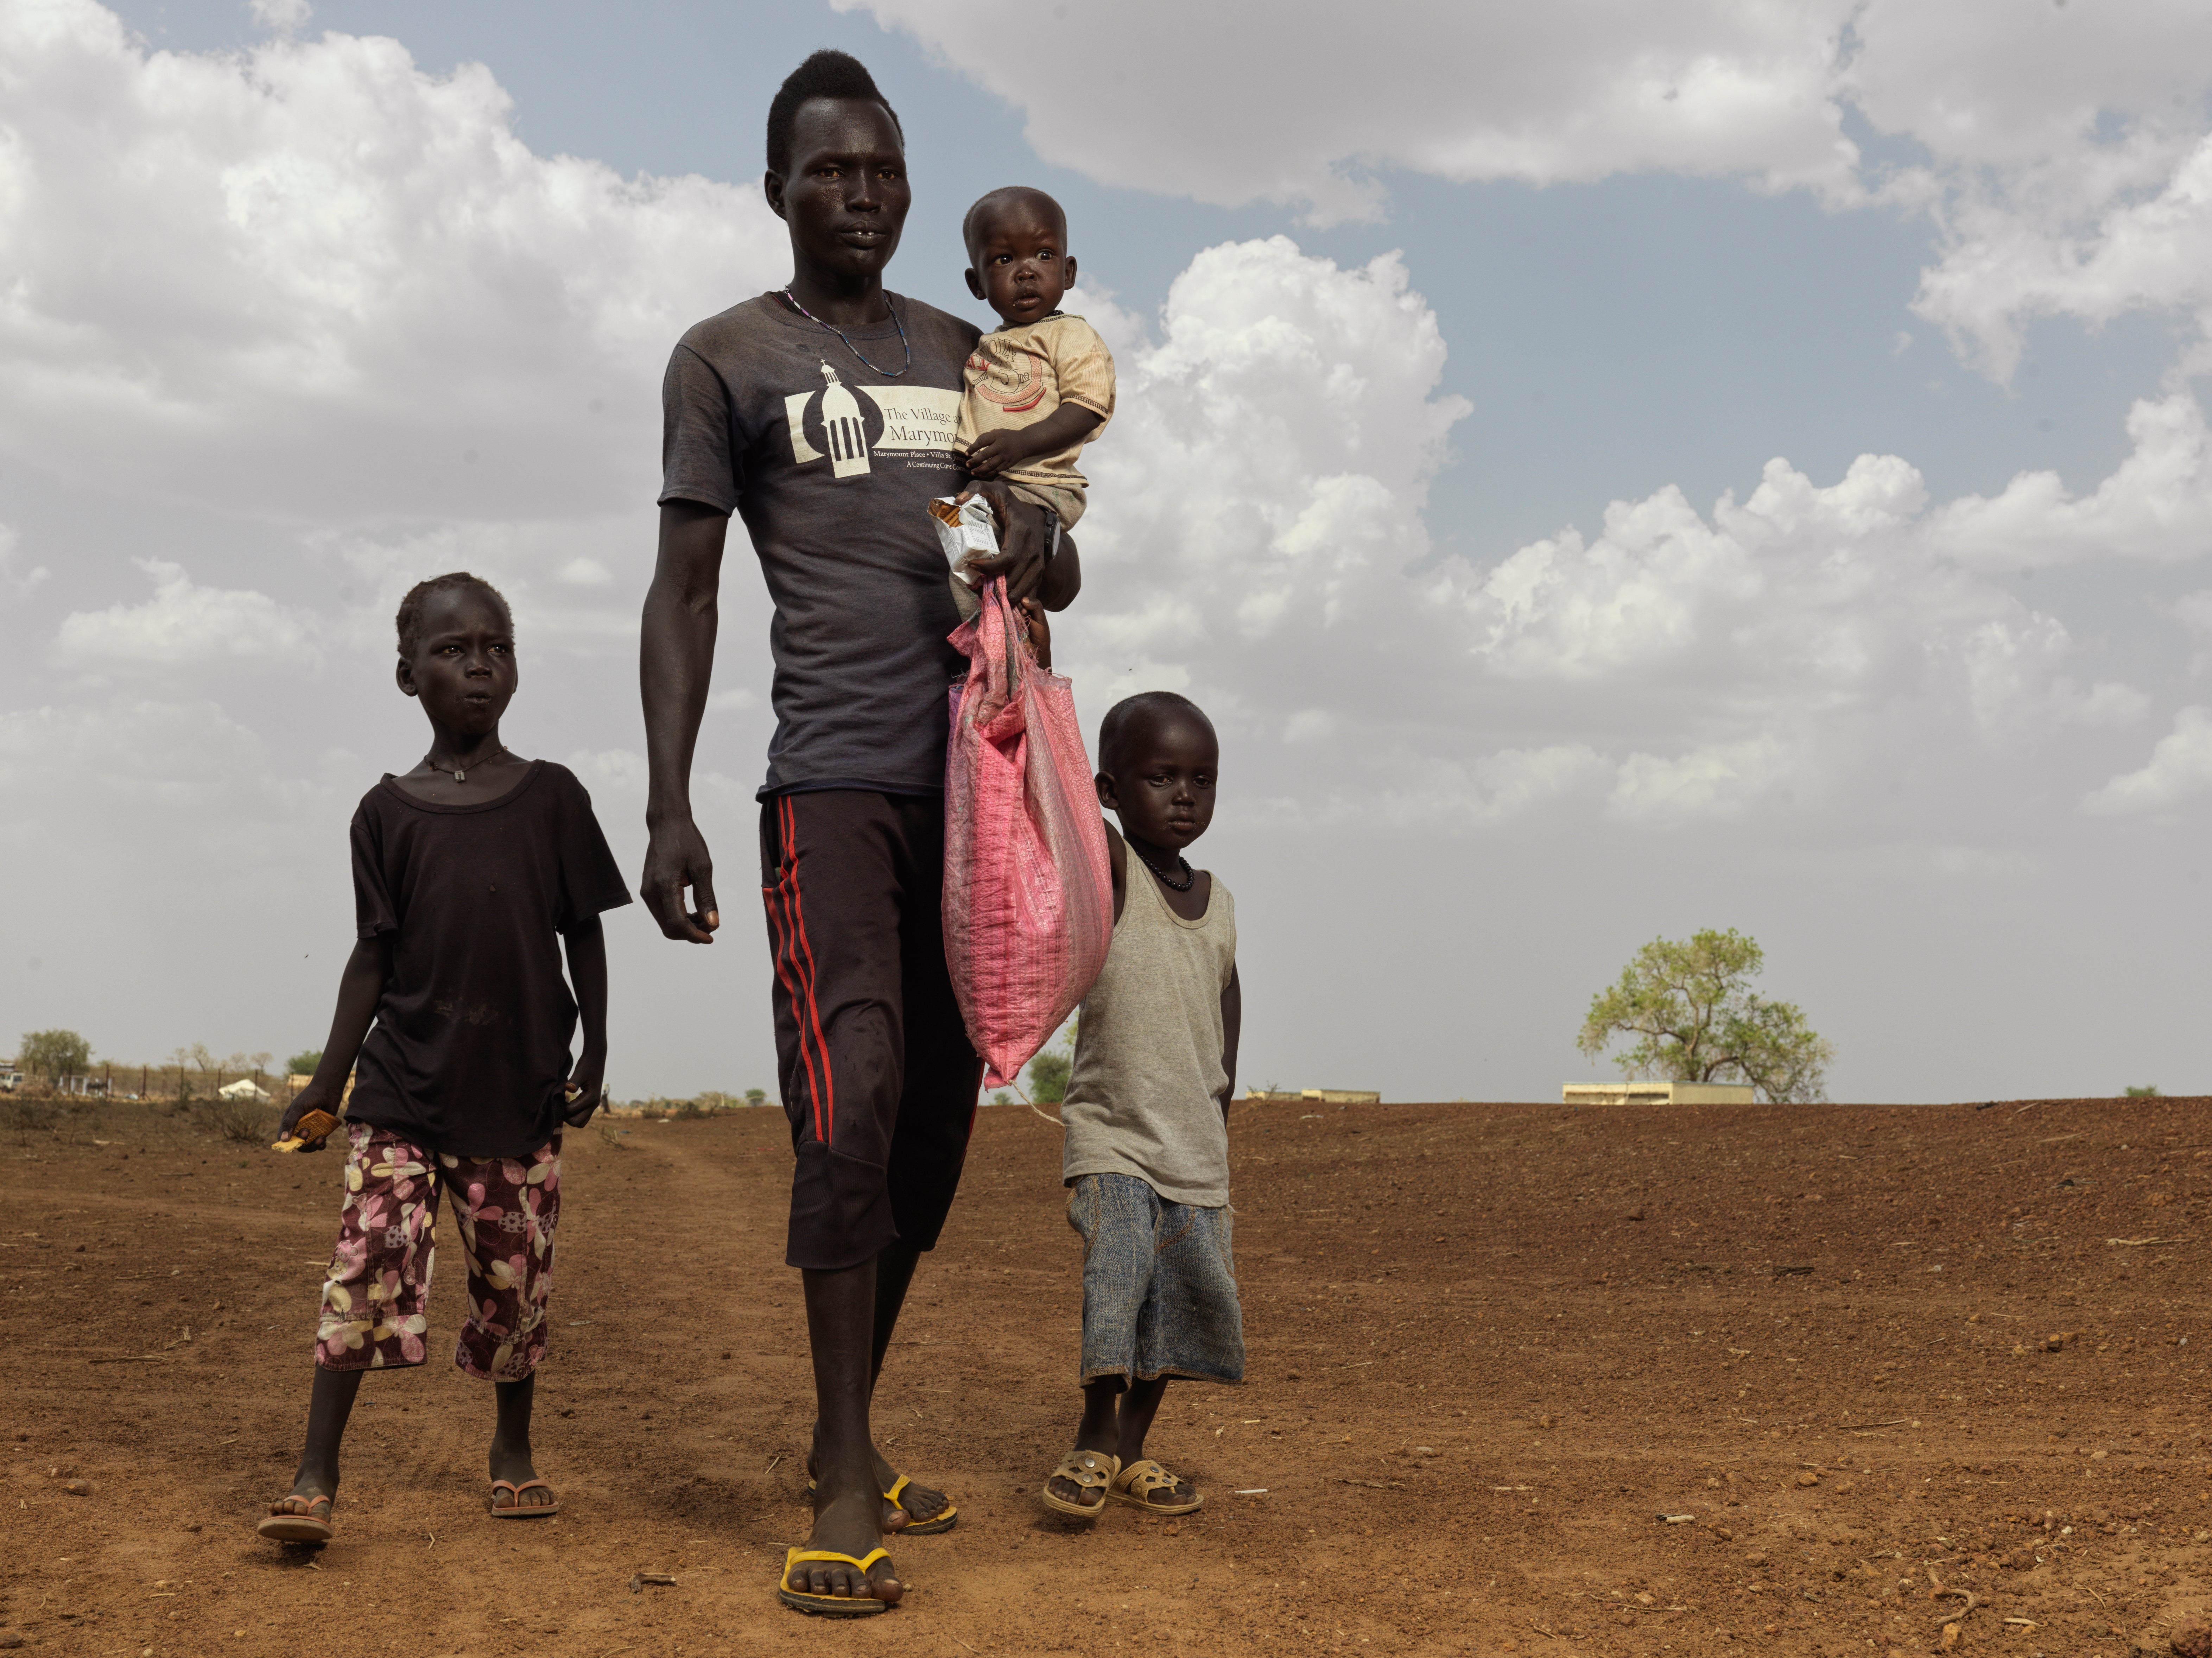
[641,814,721,943]
[1019,595,1052,669]
[563,1047,608,1127]
[959,481,1051,605]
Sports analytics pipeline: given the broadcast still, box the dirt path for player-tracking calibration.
[3,1094,2209,1655]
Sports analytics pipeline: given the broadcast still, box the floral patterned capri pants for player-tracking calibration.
[314,1122,560,1380]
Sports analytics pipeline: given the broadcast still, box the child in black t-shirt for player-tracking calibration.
[256,572,632,1545]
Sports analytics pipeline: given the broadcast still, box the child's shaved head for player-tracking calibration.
[1098,691,1214,778]
[962,186,1068,263]
[395,571,510,659]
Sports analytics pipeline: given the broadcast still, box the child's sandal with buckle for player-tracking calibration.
[1109,1458,1203,1516]
[1039,1449,1120,1518]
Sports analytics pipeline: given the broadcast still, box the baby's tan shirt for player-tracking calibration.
[953,314,1115,514]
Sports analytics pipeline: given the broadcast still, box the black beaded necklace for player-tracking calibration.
[1132,844,1194,893]
[780,288,912,378]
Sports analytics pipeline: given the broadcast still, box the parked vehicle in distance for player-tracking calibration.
[0,1069,23,1092]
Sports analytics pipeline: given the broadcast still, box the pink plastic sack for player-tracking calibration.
[943,577,1115,1088]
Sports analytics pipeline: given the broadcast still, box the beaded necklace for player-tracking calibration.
[1132,844,1195,893]
[780,288,912,378]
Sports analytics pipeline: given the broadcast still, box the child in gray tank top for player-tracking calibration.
[1034,679,1244,1522]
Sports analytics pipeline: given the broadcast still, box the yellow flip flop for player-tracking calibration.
[884,1473,958,1536]
[778,1546,895,1617]
[803,1472,959,1535]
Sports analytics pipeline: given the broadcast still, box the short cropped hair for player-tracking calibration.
[961,186,1068,262]
[1097,691,1215,777]
[766,50,902,177]
[394,572,510,659]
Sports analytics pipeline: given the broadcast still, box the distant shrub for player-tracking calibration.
[1,1098,59,1132]
[287,1050,324,1076]
[744,1088,767,1107]
[201,1100,275,1144]
[2124,1084,2161,1097]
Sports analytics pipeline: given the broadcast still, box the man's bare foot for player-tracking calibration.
[881,1465,952,1529]
[786,1487,902,1604]
[806,1430,952,1531]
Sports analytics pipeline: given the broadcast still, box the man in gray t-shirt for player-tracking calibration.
[639,51,1077,1616]
[660,297,978,794]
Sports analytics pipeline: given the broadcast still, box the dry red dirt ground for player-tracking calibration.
[3,1094,2210,1658]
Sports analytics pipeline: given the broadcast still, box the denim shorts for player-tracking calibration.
[1067,1172,1244,1387]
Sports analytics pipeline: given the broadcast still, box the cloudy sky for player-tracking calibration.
[5,0,2211,1102]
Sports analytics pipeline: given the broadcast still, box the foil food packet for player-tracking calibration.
[928,494,998,624]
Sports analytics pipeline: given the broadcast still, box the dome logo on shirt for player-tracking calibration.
[785,362,961,481]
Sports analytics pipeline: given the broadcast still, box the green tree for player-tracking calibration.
[287,1050,324,1076]
[19,1029,91,1082]
[1576,928,1833,1103]
[1026,1050,1073,1105]
[1025,1014,1078,1106]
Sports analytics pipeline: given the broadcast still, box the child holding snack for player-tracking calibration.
[256,572,631,1543]
[1034,678,1243,1521]
[949,186,1113,616]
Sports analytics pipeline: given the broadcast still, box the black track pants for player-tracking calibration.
[759,790,983,1270]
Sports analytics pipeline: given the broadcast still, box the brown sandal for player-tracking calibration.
[1040,1449,1119,1518]
[257,1492,334,1542]
[489,1478,560,1517]
[1110,1458,1203,1515]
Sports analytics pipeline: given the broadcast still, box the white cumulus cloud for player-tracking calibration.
[841,0,1864,222]
[0,0,785,524]
[846,0,2212,386]
[1058,235,2195,833]
[1928,393,2212,568]
[1067,239,1468,702]
[52,559,321,671]
[248,0,311,33]
[2083,704,2212,814]
[0,522,49,597]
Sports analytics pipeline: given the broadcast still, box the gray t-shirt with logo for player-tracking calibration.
[659,292,981,796]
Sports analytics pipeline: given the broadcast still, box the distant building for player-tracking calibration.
[1242,1087,1381,1105]
[1562,1082,1755,1106]
[217,1077,273,1103]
